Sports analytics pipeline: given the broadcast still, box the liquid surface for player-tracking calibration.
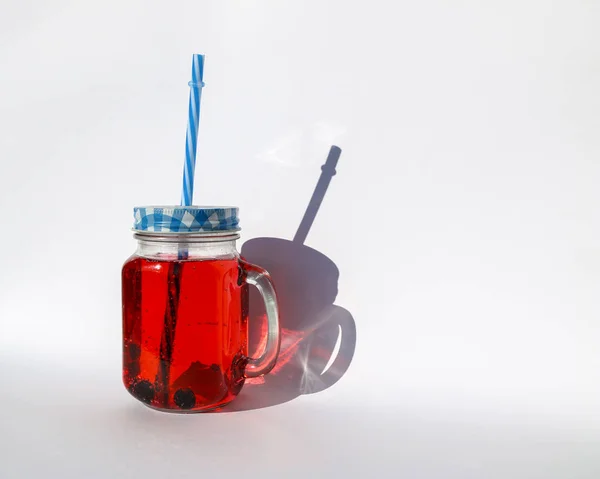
[122,256,248,411]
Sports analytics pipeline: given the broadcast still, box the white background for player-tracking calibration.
[1,1,599,477]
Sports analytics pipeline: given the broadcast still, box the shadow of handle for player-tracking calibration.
[303,307,357,395]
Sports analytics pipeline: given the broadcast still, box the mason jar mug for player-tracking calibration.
[122,206,280,412]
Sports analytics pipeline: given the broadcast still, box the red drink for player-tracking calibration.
[122,256,248,411]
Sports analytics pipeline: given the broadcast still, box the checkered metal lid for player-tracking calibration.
[133,206,239,233]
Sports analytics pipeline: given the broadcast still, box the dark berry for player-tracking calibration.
[131,380,154,404]
[174,388,196,409]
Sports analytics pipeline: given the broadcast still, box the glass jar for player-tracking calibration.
[122,206,280,412]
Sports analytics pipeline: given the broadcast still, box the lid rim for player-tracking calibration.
[133,206,240,234]
[133,205,239,210]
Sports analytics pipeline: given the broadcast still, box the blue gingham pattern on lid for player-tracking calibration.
[133,206,239,233]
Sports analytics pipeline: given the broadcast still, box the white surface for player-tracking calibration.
[1,1,599,477]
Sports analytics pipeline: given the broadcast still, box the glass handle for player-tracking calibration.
[242,262,281,378]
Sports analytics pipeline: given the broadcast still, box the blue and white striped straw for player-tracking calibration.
[181,54,205,206]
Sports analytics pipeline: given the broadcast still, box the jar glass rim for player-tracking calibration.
[133,230,240,243]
